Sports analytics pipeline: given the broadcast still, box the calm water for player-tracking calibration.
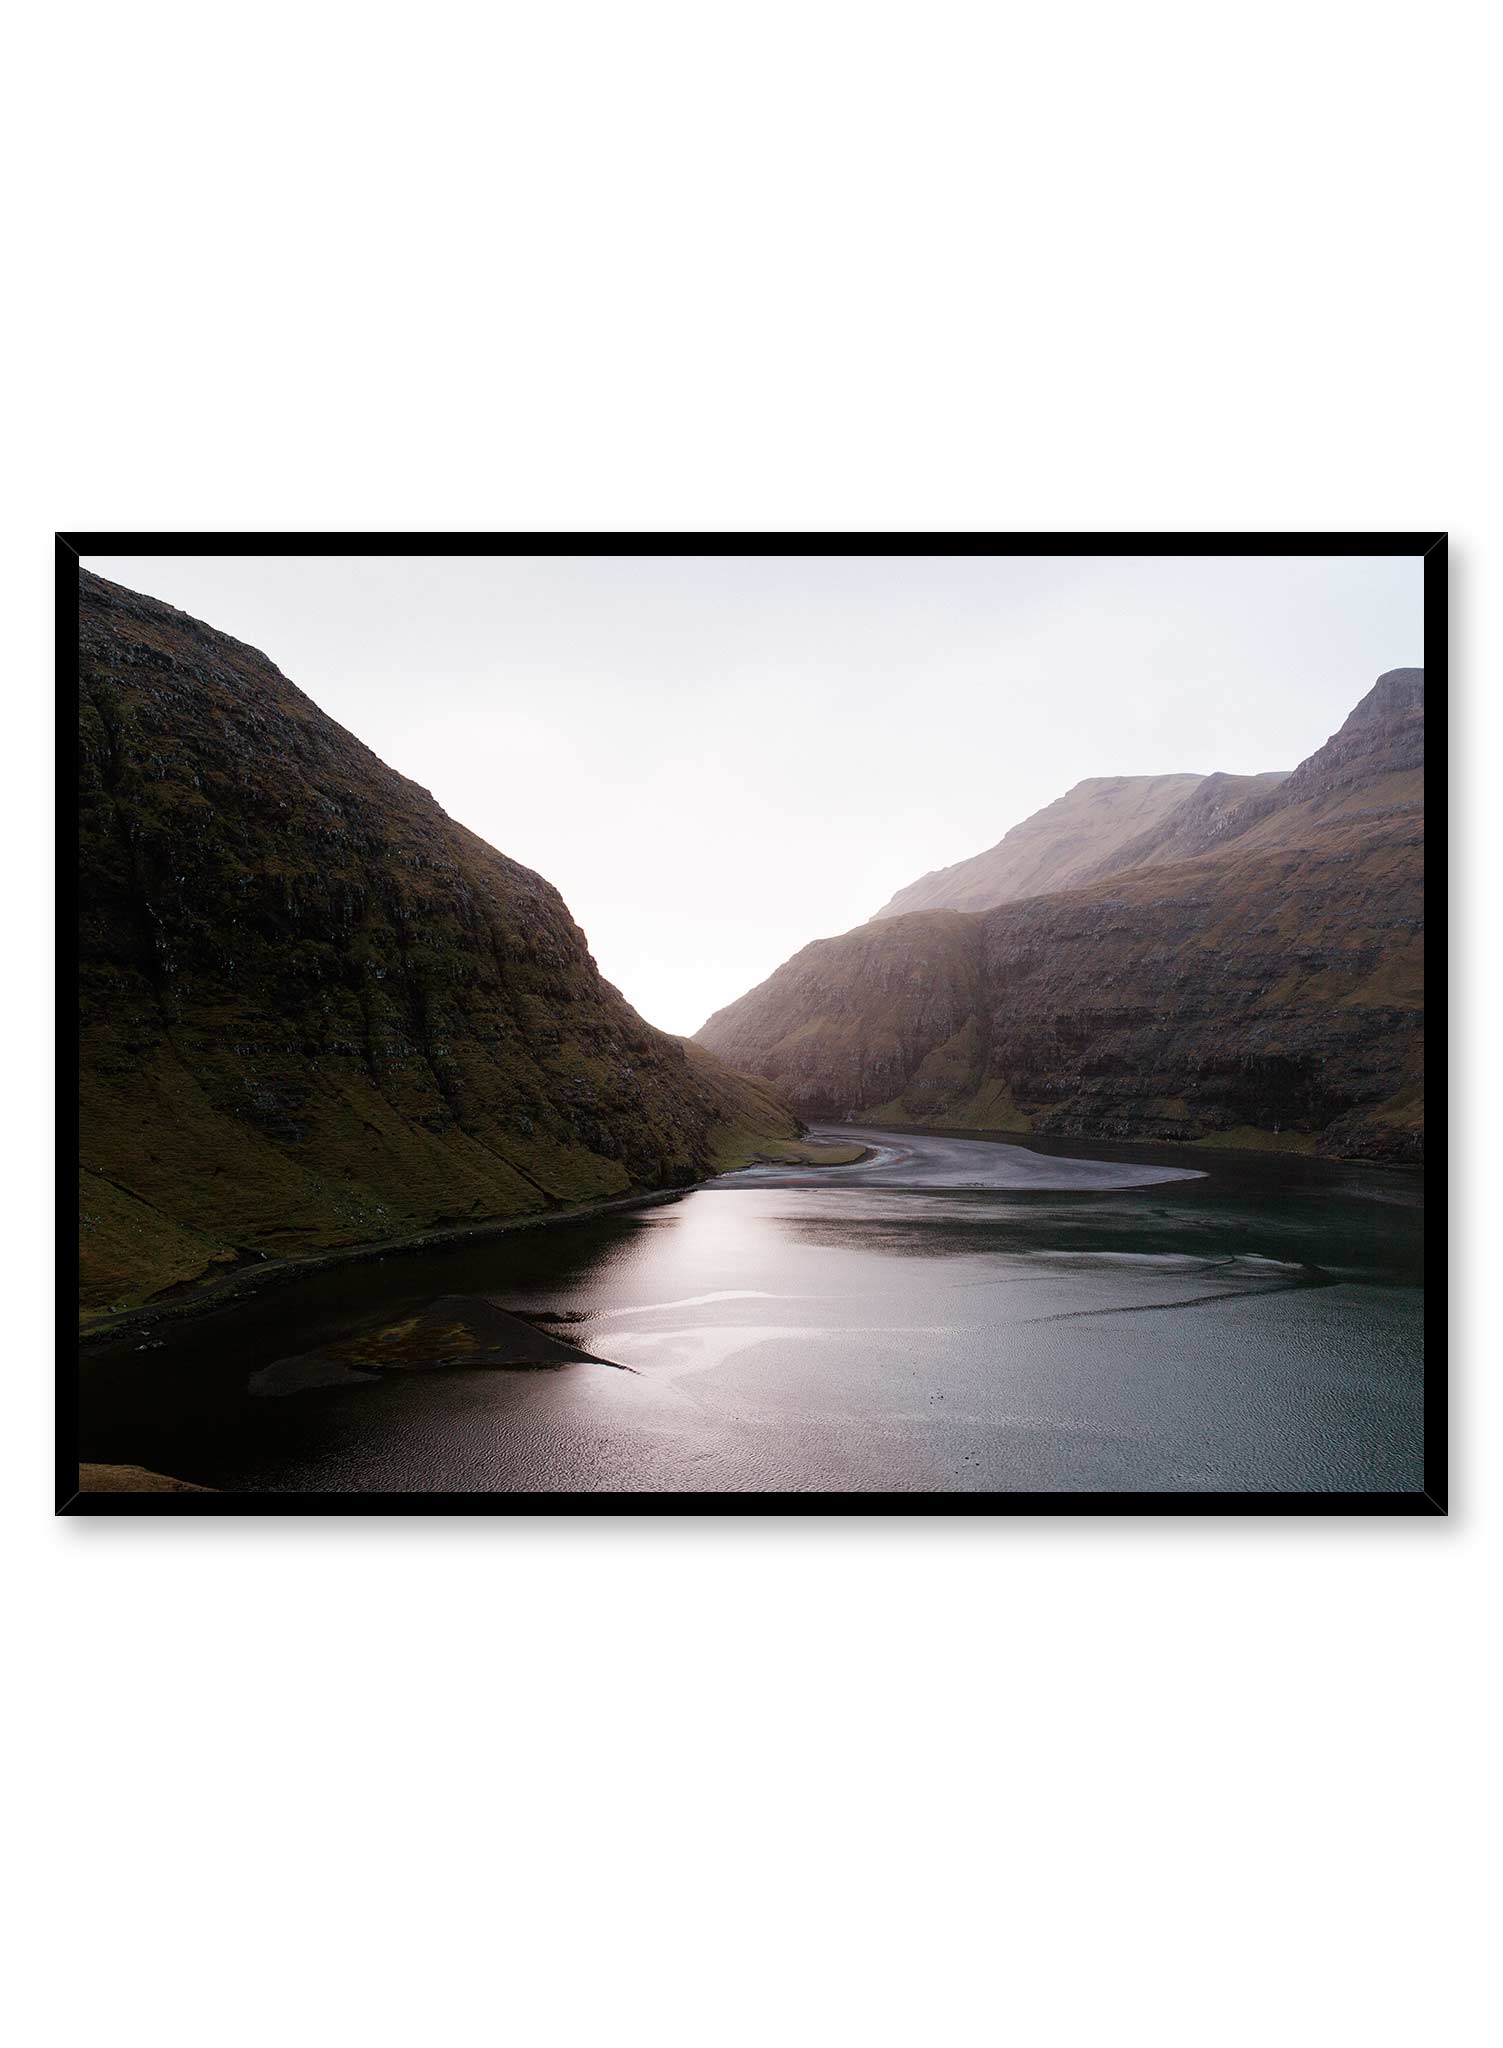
[78,1126,1424,1494]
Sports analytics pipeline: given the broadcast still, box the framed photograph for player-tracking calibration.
[63,534,1442,1513]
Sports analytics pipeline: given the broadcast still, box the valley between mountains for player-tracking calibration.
[77,569,1424,1341]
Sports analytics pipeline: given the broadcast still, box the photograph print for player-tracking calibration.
[65,536,1440,1511]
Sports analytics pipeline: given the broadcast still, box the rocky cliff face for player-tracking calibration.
[697,673,1424,1164]
[1210,668,1424,853]
[871,773,1204,918]
[78,571,795,1318]
[1076,769,1289,881]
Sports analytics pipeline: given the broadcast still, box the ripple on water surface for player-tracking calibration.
[77,1127,1423,1494]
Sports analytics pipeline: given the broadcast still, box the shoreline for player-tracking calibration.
[78,1182,696,1347]
[78,1120,1418,1348]
[78,1140,881,1346]
[814,1118,1425,1175]
[78,1463,216,1494]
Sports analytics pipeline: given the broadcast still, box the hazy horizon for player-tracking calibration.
[80,553,1423,1035]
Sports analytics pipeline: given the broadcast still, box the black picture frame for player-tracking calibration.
[60,531,1446,1516]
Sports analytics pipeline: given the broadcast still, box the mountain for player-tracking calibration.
[77,571,796,1320]
[1075,769,1289,882]
[871,773,1205,918]
[696,672,1424,1164]
[1190,665,1423,854]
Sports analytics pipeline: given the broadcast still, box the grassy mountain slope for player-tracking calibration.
[78,571,795,1320]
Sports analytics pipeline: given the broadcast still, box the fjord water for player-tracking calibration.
[79,1127,1424,1494]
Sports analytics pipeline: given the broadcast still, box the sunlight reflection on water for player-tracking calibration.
[79,1131,1423,1494]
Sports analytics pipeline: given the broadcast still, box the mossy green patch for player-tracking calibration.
[868,1076,1033,1134]
[78,1168,238,1321]
[1189,1126,1319,1155]
[738,1138,869,1166]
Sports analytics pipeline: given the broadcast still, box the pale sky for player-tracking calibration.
[82,553,1423,1036]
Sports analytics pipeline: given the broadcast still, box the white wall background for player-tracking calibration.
[11,4,1493,2047]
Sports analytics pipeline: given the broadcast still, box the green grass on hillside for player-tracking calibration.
[868,1077,1033,1133]
[1188,1126,1318,1155]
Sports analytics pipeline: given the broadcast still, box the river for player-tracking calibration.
[77,1124,1425,1495]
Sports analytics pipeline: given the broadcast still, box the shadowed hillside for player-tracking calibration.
[78,572,795,1320]
[697,672,1424,1164]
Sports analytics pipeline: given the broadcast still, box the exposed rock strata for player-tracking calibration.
[1077,770,1289,882]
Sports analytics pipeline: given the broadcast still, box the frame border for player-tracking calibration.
[59,531,1445,1516]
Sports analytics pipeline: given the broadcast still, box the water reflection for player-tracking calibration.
[78,1131,1425,1495]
